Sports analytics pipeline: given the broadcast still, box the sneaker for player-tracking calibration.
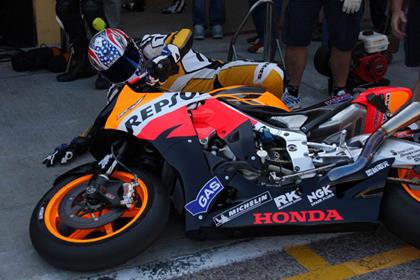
[333,88,351,97]
[212,25,223,39]
[281,90,302,111]
[246,35,259,45]
[194,25,205,40]
[247,42,264,54]
[162,0,185,14]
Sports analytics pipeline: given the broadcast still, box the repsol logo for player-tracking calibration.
[306,186,334,206]
[124,92,200,134]
[253,209,343,224]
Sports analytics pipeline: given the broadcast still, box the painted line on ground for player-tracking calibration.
[82,234,341,280]
[286,245,329,271]
[284,245,420,280]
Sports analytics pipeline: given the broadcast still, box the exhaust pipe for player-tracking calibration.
[327,102,420,182]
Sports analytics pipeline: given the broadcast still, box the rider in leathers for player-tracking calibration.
[43,27,285,166]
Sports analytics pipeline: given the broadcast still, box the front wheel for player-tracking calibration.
[30,168,169,271]
[381,168,420,248]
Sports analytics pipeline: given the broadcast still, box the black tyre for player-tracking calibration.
[381,168,420,248]
[29,167,169,271]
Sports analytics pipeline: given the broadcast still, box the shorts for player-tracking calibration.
[405,0,420,67]
[282,0,363,51]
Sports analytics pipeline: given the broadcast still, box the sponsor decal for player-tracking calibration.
[213,192,272,227]
[117,96,146,120]
[392,147,420,162]
[38,206,45,220]
[185,177,224,216]
[273,190,302,210]
[306,185,334,206]
[323,93,353,105]
[123,92,210,134]
[257,63,270,80]
[384,93,392,119]
[253,209,343,225]
[365,161,390,176]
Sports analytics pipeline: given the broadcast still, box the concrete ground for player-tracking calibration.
[1,3,420,280]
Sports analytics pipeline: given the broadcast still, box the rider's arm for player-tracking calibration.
[139,28,193,63]
[42,127,91,167]
[163,28,193,63]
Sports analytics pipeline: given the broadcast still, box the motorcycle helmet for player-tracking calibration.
[88,28,144,84]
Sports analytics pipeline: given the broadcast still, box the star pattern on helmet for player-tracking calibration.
[94,36,122,68]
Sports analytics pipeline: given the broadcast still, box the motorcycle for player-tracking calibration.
[30,76,420,271]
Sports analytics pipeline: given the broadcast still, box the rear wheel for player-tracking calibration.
[30,168,169,271]
[381,168,420,248]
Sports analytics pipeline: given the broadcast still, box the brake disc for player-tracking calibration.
[58,183,124,229]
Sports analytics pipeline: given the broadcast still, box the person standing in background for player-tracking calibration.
[392,0,420,123]
[192,0,225,40]
[55,0,121,89]
[162,0,186,14]
[247,0,282,54]
[281,0,363,110]
[104,0,121,27]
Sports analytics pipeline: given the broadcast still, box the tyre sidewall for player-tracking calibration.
[30,168,169,271]
[381,179,420,248]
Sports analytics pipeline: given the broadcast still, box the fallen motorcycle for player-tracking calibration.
[30,79,420,271]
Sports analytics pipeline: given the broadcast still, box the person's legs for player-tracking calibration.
[324,0,362,94]
[192,0,206,26]
[81,0,106,34]
[56,0,87,61]
[192,0,206,39]
[249,0,265,43]
[103,0,121,27]
[369,0,388,32]
[209,0,225,26]
[56,0,96,81]
[209,0,225,38]
[285,47,307,87]
[329,47,351,89]
[282,0,321,88]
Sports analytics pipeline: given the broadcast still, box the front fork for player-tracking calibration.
[87,141,138,209]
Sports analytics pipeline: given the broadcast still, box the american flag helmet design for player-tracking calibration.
[88,28,130,71]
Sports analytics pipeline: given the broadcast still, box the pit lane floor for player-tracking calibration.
[1,7,419,280]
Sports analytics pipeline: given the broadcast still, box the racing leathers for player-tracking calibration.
[43,28,285,166]
[139,28,285,97]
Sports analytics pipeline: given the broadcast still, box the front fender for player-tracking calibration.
[53,162,97,187]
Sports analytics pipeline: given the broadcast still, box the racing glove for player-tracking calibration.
[341,0,362,14]
[42,136,89,167]
[146,45,180,85]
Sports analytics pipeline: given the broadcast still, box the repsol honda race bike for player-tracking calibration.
[30,79,420,271]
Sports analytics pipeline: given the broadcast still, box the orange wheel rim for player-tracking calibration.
[44,171,149,243]
[398,169,420,203]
